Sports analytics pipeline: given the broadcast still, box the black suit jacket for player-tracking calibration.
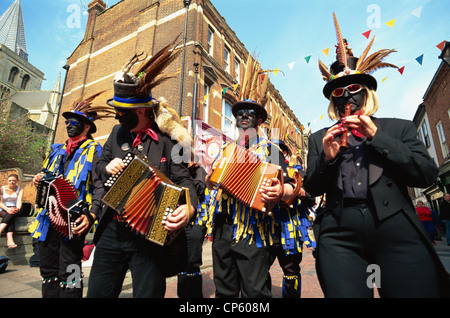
[304,117,438,221]
[92,124,198,243]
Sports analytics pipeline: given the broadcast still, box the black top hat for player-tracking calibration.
[107,37,181,110]
[322,57,378,99]
[319,13,398,100]
[106,81,155,109]
[232,99,268,123]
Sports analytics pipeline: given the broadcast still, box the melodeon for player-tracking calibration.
[210,143,283,213]
[102,153,191,246]
[36,172,90,239]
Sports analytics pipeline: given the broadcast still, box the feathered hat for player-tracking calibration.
[62,91,115,134]
[319,13,398,99]
[107,36,181,109]
[231,53,271,123]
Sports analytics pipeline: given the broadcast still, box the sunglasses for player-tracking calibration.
[65,120,82,126]
[236,109,257,117]
[331,84,364,98]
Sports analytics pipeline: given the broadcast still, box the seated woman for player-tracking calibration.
[0,173,24,248]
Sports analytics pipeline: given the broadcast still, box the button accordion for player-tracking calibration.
[36,172,90,239]
[102,153,191,246]
[210,143,284,213]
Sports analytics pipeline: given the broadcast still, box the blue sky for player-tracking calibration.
[2,0,448,134]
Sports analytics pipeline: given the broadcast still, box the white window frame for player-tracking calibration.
[436,121,449,159]
[207,27,214,56]
[421,120,431,148]
[234,57,240,81]
[224,45,230,73]
[222,99,236,140]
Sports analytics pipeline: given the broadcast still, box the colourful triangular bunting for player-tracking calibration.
[322,48,330,57]
[437,40,446,51]
[288,61,295,70]
[410,6,423,18]
[398,66,405,75]
[385,19,396,28]
[304,55,311,63]
[416,54,424,65]
[362,30,371,39]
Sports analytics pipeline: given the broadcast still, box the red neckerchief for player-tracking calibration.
[133,128,158,147]
[66,135,87,155]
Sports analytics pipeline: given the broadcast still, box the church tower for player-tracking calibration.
[0,0,44,96]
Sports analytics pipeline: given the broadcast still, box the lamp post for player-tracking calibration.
[192,61,199,138]
[439,41,450,67]
[178,0,192,116]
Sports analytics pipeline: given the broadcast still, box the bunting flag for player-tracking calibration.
[320,114,324,120]
[382,77,388,83]
[233,83,239,90]
[410,6,423,18]
[222,88,228,94]
[416,54,424,65]
[288,61,296,70]
[321,48,330,57]
[437,40,446,51]
[304,55,311,63]
[398,66,405,75]
[385,19,396,28]
[273,68,280,76]
[362,30,371,39]
[204,94,209,101]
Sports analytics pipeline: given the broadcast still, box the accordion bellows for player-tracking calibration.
[210,143,283,213]
[102,153,190,246]
[36,174,87,239]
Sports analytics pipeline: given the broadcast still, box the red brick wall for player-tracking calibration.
[424,64,450,165]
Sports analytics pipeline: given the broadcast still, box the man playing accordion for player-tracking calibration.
[87,40,198,298]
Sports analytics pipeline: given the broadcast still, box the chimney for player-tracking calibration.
[83,0,107,41]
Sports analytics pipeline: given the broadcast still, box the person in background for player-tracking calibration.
[0,173,24,248]
[415,200,435,244]
[439,194,450,246]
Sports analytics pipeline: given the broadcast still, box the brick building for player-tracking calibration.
[57,0,306,166]
[422,45,450,193]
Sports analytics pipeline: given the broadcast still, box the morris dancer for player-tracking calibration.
[29,92,113,298]
[87,40,197,298]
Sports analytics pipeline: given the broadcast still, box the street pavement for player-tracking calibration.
[0,238,449,298]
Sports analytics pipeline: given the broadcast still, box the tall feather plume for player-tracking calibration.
[333,12,348,69]
[71,91,115,121]
[355,36,375,71]
[133,34,182,96]
[318,60,331,81]
[358,48,398,74]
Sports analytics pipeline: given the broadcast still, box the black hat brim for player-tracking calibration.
[323,73,377,99]
[231,100,268,123]
[62,111,97,134]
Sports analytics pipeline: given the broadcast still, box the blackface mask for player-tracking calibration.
[115,109,139,131]
[332,84,366,116]
[236,108,259,130]
[65,117,86,137]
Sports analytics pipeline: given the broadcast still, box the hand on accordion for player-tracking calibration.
[260,178,294,204]
[72,212,96,237]
[105,157,126,175]
[164,204,194,232]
